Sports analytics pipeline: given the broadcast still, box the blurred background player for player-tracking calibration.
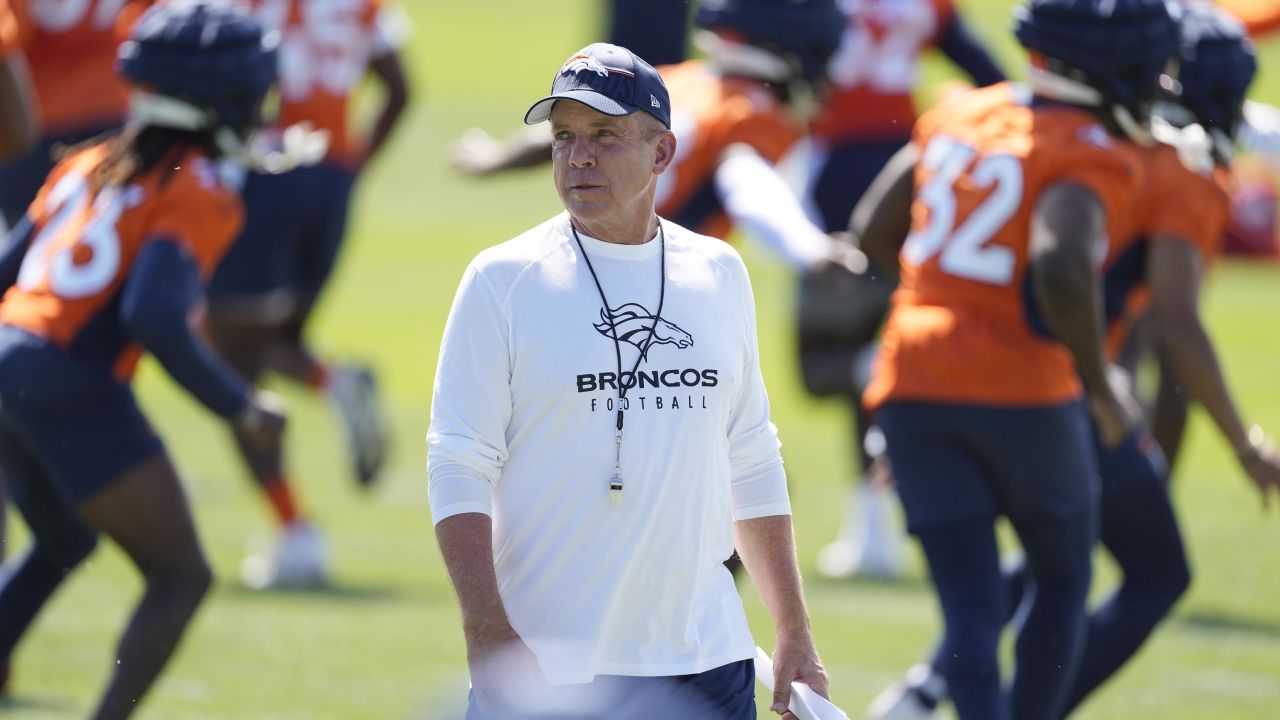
[804,0,1008,581]
[0,0,38,566]
[850,0,1182,716]
[869,5,1280,718]
[205,0,411,589]
[453,0,863,290]
[605,0,691,67]
[0,0,150,229]
[0,2,284,713]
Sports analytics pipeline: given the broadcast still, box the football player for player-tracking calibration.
[0,0,152,228]
[867,3,1280,719]
[452,0,860,285]
[850,0,1181,717]
[802,0,1008,581]
[0,3,284,713]
[204,0,411,589]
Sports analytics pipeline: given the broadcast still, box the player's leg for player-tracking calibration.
[805,138,906,579]
[1059,432,1188,714]
[877,403,1007,720]
[276,165,386,487]
[77,452,212,720]
[996,402,1099,720]
[206,170,324,588]
[0,423,99,694]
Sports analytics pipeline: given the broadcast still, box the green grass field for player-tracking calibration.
[5,1,1280,718]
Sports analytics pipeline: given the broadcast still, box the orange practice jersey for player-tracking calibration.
[0,0,17,54]
[811,0,954,144]
[652,60,802,239]
[1102,142,1232,356]
[245,0,398,167]
[0,145,243,381]
[9,0,148,135]
[864,84,1147,410]
[1216,0,1280,36]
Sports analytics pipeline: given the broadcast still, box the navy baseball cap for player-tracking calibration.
[524,43,671,128]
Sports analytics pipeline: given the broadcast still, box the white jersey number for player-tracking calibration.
[901,135,1023,286]
[826,0,937,93]
[256,0,369,101]
[30,0,127,32]
[17,174,135,299]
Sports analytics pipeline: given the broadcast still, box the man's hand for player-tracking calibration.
[449,128,507,177]
[1088,365,1142,449]
[232,390,287,449]
[769,630,829,718]
[466,621,550,712]
[808,231,870,278]
[1237,426,1280,511]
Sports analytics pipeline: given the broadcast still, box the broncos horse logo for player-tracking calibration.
[562,54,610,78]
[594,303,693,359]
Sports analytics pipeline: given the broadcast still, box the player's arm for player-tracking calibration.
[362,48,410,166]
[119,238,283,440]
[713,144,836,271]
[935,12,1005,87]
[1029,181,1136,445]
[851,142,918,277]
[1148,235,1280,504]
[0,52,36,161]
[450,126,553,177]
[724,259,827,714]
[0,215,33,292]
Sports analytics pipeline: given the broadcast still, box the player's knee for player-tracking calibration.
[144,550,214,602]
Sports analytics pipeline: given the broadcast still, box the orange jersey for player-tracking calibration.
[652,61,803,239]
[9,0,148,135]
[811,0,954,144]
[246,0,398,167]
[864,84,1147,410]
[1102,142,1232,356]
[0,144,243,381]
[1216,0,1280,36]
[0,0,17,54]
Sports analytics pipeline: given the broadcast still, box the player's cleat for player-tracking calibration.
[816,482,904,580]
[240,522,330,590]
[868,664,948,720]
[328,363,388,488]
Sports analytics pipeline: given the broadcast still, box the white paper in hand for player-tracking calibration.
[753,647,849,720]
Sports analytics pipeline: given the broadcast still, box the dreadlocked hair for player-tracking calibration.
[57,126,223,191]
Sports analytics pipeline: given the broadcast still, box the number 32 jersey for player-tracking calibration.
[0,145,243,381]
[864,83,1146,410]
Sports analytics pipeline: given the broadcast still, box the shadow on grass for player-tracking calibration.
[220,580,402,603]
[1179,610,1280,640]
[0,692,78,714]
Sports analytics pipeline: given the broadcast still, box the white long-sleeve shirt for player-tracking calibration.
[427,214,790,685]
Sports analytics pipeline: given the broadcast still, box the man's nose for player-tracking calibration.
[568,137,595,168]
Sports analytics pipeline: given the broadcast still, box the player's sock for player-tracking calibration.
[262,473,303,527]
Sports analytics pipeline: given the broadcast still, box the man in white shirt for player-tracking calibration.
[427,42,827,719]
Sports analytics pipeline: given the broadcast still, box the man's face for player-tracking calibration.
[550,101,674,232]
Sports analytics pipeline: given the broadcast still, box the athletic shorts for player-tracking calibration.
[0,325,162,504]
[207,163,356,305]
[0,123,120,227]
[809,137,908,234]
[877,400,1100,533]
[465,658,756,720]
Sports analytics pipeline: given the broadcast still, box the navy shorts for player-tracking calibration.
[0,325,163,504]
[466,658,756,720]
[0,123,120,226]
[810,137,908,233]
[207,163,356,303]
[877,400,1100,534]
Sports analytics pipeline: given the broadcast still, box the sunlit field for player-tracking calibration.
[4,1,1280,718]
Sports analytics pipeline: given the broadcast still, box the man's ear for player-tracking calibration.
[654,130,677,175]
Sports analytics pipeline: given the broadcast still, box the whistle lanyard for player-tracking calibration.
[570,221,666,506]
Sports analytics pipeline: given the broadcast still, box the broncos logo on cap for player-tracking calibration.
[562,55,610,78]
[594,303,693,359]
